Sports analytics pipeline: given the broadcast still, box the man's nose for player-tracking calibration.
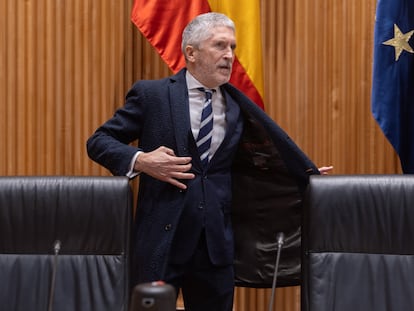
[223,47,234,59]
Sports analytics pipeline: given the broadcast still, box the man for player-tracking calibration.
[87,12,330,311]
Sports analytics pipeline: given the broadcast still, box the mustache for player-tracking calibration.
[217,63,232,69]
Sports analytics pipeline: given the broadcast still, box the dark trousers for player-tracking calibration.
[164,233,234,311]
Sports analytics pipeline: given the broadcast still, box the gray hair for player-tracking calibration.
[181,12,235,55]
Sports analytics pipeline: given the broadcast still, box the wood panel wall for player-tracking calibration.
[0,0,401,310]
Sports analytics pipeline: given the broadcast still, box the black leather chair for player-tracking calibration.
[0,176,132,311]
[302,175,414,311]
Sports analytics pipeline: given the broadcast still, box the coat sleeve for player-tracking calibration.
[86,82,145,176]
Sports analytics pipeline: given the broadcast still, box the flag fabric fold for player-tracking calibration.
[131,0,264,109]
[372,0,414,173]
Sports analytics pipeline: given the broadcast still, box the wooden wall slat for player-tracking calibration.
[0,0,402,310]
[0,0,7,172]
[5,1,16,174]
[0,0,135,176]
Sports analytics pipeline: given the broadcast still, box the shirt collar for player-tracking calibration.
[186,70,216,92]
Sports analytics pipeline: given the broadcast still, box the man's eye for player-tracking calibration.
[216,42,225,49]
[214,41,236,51]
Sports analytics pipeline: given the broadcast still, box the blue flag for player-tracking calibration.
[372,0,414,173]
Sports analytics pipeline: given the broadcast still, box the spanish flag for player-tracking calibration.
[131,0,264,109]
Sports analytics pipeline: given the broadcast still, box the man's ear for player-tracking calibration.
[185,45,196,63]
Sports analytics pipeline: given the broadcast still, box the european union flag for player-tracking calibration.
[372,0,414,173]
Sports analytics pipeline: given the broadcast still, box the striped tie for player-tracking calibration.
[196,88,214,167]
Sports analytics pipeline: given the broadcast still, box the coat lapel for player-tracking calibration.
[221,89,241,148]
[168,70,192,157]
[208,89,242,168]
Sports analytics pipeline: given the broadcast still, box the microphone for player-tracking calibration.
[268,232,285,311]
[48,240,61,311]
[276,232,285,248]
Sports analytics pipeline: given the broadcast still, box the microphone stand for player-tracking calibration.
[268,233,284,311]
[48,240,61,311]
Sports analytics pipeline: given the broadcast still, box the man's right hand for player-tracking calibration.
[134,146,195,190]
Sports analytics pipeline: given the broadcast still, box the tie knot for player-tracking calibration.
[198,87,214,99]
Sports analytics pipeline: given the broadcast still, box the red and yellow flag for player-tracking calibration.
[131,0,264,109]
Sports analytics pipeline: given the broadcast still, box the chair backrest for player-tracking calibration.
[302,175,414,311]
[0,176,132,311]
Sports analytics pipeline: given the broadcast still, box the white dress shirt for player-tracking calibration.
[186,71,227,160]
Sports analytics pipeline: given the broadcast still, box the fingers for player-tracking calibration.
[162,146,179,157]
[318,166,334,175]
[135,146,195,189]
[167,177,191,190]
[156,165,195,190]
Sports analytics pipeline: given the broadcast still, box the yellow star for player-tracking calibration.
[383,24,414,61]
